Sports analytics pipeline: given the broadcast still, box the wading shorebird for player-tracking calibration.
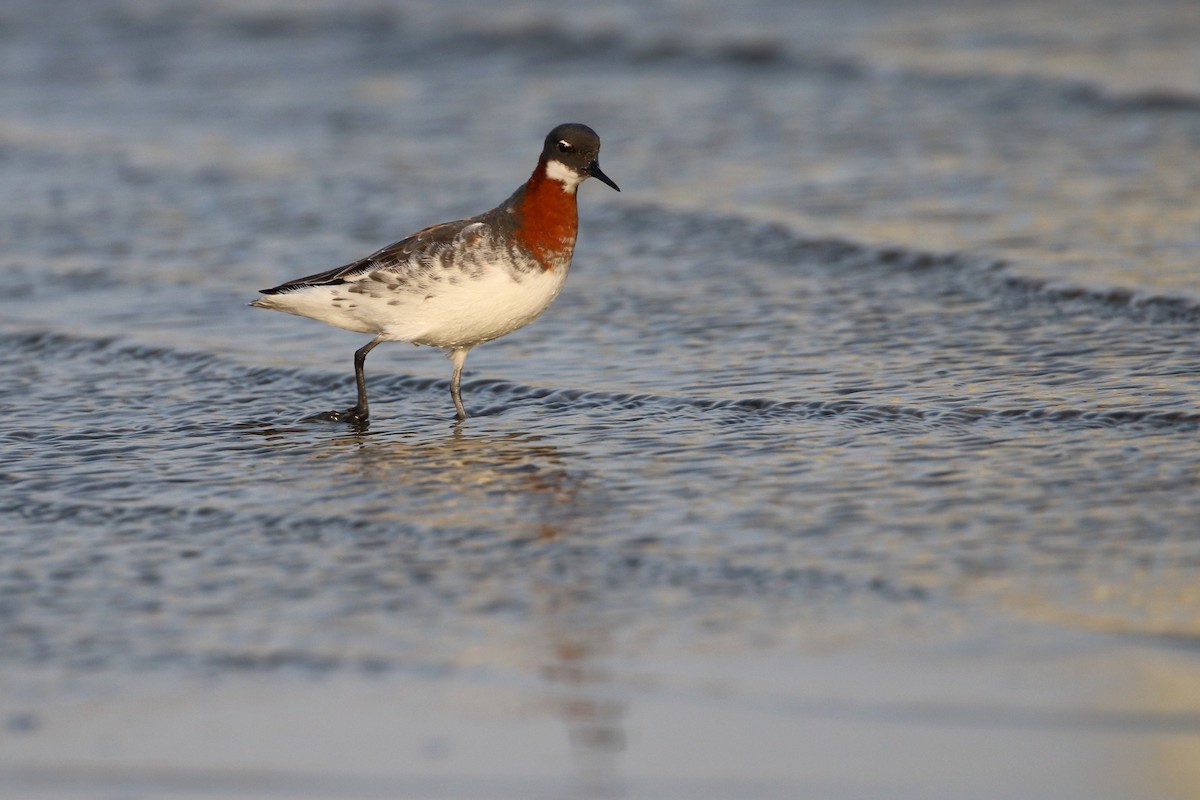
[252,123,619,423]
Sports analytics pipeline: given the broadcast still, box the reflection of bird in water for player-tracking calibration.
[308,429,586,531]
[333,426,631,797]
[534,590,628,798]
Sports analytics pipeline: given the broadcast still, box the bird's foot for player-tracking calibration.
[307,406,369,428]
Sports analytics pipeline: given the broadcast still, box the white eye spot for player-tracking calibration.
[557,140,575,154]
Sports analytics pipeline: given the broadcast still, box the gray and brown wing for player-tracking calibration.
[258,219,486,294]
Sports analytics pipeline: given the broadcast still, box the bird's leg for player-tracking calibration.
[317,335,384,424]
[349,336,385,421]
[449,347,470,421]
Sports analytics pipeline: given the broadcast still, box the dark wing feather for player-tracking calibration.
[258,219,479,294]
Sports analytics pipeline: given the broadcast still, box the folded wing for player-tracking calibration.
[259,219,488,294]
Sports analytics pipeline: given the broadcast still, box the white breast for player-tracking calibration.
[400,261,570,348]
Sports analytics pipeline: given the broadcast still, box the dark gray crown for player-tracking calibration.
[541,123,619,191]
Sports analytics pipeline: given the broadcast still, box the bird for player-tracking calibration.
[251,123,619,424]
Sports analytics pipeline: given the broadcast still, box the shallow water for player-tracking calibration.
[3,0,1200,797]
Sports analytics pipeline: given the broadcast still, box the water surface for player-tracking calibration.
[2,1,1200,797]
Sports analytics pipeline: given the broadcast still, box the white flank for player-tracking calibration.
[404,260,569,348]
[255,254,570,350]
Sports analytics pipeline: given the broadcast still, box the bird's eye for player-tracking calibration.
[557,140,575,154]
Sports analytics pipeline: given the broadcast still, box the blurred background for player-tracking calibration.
[2,1,1200,798]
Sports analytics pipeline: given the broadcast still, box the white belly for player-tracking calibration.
[402,263,570,347]
[256,262,570,349]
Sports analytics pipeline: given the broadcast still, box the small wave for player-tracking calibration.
[1062,83,1200,114]
[990,272,1200,324]
[0,328,338,390]
[884,69,1200,117]
[422,375,1200,433]
[602,203,1200,324]
[5,328,1197,435]
[419,21,864,77]
[89,3,404,42]
[405,20,1200,117]
[2,329,218,365]
[434,20,1200,116]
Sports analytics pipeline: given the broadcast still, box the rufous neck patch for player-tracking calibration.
[513,159,579,270]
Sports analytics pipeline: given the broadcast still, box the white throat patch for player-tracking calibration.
[544,159,584,193]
